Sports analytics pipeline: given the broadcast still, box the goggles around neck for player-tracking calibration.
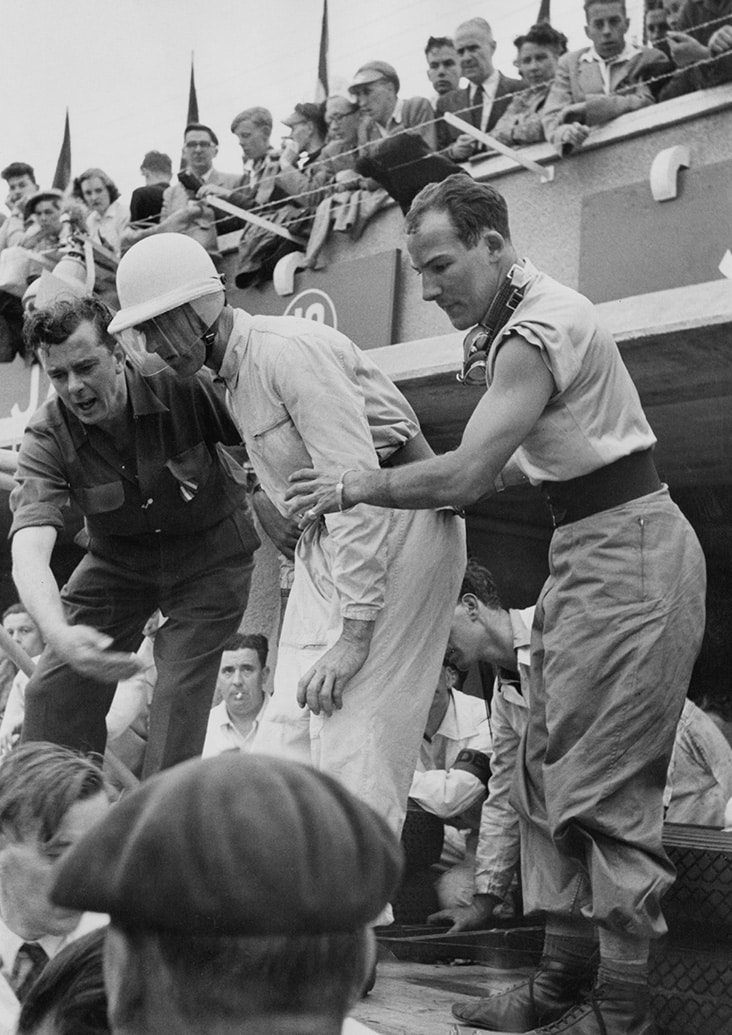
[456,264,527,387]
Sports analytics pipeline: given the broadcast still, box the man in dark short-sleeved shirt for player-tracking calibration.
[10,294,258,776]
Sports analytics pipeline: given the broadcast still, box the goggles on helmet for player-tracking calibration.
[127,299,218,365]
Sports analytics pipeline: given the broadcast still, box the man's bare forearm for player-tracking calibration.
[11,526,66,644]
[339,617,375,647]
[343,451,484,511]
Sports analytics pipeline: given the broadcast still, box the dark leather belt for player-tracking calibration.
[542,448,661,527]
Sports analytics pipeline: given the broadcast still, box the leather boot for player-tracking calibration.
[499,981,657,1035]
[451,956,595,1032]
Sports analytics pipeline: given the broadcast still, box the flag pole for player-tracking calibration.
[316,0,329,101]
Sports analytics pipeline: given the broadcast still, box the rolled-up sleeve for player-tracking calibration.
[474,684,528,899]
[9,421,71,537]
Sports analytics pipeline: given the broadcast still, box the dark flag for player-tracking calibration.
[187,54,199,124]
[52,109,71,191]
[537,0,551,22]
[316,0,328,101]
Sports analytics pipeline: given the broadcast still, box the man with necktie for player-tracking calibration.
[436,18,525,160]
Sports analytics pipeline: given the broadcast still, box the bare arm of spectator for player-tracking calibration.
[12,526,142,681]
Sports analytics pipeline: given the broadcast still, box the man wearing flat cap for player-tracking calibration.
[273,102,337,209]
[349,59,437,152]
[52,753,396,1034]
[21,190,65,261]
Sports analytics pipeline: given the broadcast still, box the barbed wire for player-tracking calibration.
[215,16,732,232]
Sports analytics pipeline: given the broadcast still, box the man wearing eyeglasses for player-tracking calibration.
[285,174,707,1035]
[126,123,241,253]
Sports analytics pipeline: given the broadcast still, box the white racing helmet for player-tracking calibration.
[107,233,224,334]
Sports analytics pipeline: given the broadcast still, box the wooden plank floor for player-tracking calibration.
[349,958,532,1035]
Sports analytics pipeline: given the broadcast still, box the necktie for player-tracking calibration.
[9,941,49,1002]
[471,83,485,129]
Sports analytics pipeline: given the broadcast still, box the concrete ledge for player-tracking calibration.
[371,278,732,385]
[463,82,732,184]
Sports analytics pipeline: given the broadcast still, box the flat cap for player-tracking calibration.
[24,188,64,219]
[349,60,400,94]
[282,102,326,129]
[51,754,403,936]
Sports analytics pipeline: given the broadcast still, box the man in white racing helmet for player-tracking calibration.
[108,233,466,857]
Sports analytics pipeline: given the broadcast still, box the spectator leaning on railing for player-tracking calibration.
[350,60,437,153]
[541,0,672,155]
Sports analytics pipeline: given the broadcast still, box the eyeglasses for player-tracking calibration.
[185,141,214,150]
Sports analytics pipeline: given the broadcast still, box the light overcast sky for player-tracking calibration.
[3,0,645,201]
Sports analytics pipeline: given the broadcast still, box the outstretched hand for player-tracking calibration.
[48,625,144,682]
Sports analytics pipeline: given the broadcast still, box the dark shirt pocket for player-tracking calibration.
[166,441,212,497]
[76,481,125,514]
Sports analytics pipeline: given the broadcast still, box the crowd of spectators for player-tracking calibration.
[0,0,730,362]
[0,4,731,1031]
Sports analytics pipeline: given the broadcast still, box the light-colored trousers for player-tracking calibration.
[252,508,466,837]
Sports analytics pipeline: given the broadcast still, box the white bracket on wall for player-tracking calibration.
[649,145,690,202]
[273,250,308,296]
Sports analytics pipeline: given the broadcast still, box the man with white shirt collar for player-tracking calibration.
[436,18,525,160]
[349,60,437,152]
[542,0,670,154]
[202,632,270,758]
[155,123,241,253]
[0,743,109,1035]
